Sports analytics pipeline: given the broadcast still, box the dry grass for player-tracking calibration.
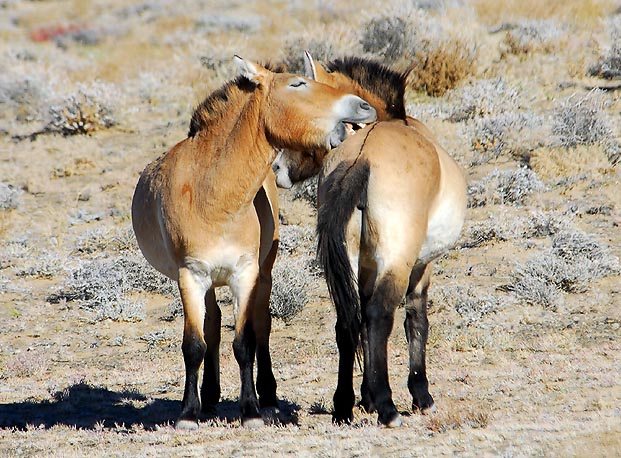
[409,39,477,97]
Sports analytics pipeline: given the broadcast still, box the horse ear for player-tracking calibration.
[234,55,270,84]
[303,50,318,80]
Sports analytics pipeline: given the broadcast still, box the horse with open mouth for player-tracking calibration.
[273,52,467,427]
[131,56,376,429]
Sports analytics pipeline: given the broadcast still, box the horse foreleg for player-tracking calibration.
[177,267,209,430]
[231,266,262,427]
[253,242,278,410]
[201,287,221,416]
[365,270,408,427]
[404,263,435,413]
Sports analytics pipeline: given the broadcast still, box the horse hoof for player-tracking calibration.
[382,413,403,428]
[175,419,199,430]
[242,417,265,429]
[261,407,281,425]
[421,403,437,415]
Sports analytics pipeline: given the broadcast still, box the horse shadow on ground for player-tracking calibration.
[0,382,300,430]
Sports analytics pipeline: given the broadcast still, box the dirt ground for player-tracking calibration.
[1,1,620,457]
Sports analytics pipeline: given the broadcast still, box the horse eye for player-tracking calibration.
[289,80,307,88]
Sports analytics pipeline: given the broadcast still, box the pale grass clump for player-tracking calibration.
[499,19,566,57]
[48,80,118,136]
[551,90,620,164]
[446,78,521,122]
[46,253,176,322]
[434,285,500,327]
[3,352,49,378]
[510,228,620,308]
[467,167,545,207]
[589,14,621,79]
[0,183,21,211]
[424,404,491,433]
[270,254,311,323]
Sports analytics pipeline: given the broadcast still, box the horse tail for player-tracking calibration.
[317,159,370,353]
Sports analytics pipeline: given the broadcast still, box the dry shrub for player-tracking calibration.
[409,39,477,97]
[589,14,621,80]
[552,89,620,164]
[468,167,545,207]
[499,19,566,58]
[424,404,490,433]
[4,352,49,378]
[0,183,21,211]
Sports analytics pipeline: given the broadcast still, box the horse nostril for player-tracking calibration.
[360,101,371,111]
[272,163,280,172]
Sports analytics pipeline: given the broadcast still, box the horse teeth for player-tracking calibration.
[357,123,366,129]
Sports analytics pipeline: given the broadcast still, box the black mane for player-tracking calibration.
[326,57,408,120]
[188,76,256,138]
[188,62,287,138]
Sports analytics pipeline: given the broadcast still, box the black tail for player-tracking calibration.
[317,160,370,353]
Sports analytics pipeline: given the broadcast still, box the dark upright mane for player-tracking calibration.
[188,62,287,138]
[326,57,408,120]
[188,76,257,138]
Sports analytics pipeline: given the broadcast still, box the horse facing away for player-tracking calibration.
[131,56,377,429]
[273,53,467,427]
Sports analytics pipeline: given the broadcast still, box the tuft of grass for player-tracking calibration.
[434,285,500,327]
[551,90,620,164]
[360,16,412,64]
[4,352,49,379]
[424,404,491,433]
[468,167,545,207]
[47,253,176,322]
[409,38,477,97]
[499,19,566,57]
[589,15,621,80]
[509,228,620,308]
[270,254,312,324]
[447,78,521,122]
[47,81,118,136]
[0,183,21,211]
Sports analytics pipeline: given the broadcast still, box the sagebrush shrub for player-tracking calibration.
[589,15,621,79]
[510,228,620,308]
[361,16,411,63]
[0,183,21,211]
[270,254,311,323]
[468,167,545,207]
[500,19,565,57]
[447,78,521,122]
[551,89,619,163]
[47,253,175,322]
[48,81,118,136]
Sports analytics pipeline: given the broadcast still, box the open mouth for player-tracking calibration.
[344,122,367,136]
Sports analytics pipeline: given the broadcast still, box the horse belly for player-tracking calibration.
[418,200,464,264]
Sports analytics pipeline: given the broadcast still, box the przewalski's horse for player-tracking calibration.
[131,56,376,429]
[273,53,467,427]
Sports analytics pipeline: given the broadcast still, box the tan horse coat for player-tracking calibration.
[131,57,376,428]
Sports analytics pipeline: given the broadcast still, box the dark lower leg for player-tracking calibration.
[404,264,434,411]
[253,273,277,408]
[201,288,221,414]
[365,276,401,426]
[333,319,357,424]
[233,322,261,422]
[179,330,207,423]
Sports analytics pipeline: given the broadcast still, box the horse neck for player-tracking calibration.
[193,90,275,212]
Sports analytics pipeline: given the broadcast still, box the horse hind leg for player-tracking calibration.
[404,262,435,413]
[358,265,377,414]
[364,267,410,427]
[176,267,209,430]
[200,287,221,417]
